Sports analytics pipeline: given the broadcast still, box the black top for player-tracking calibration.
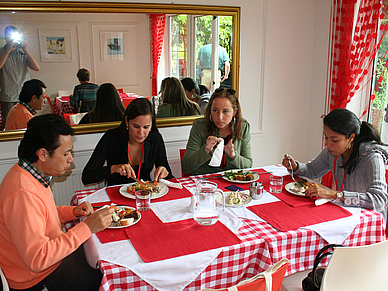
[82,128,174,186]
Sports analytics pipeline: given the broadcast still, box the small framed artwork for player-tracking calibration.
[38,30,72,62]
[100,31,130,62]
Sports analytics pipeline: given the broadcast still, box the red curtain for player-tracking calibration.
[149,14,166,96]
[322,0,385,188]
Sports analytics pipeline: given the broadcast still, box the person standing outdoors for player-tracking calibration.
[0,26,40,128]
[197,37,230,90]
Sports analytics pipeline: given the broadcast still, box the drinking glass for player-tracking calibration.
[269,175,283,193]
[136,190,151,211]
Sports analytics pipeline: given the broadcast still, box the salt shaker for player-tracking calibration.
[250,182,264,200]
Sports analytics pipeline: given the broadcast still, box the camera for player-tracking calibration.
[13,41,23,48]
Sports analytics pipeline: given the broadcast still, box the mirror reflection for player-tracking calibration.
[0,2,240,140]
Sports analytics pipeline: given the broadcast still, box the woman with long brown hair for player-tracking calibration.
[156,77,201,118]
[182,88,252,175]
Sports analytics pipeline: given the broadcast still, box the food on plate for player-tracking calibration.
[110,206,140,227]
[293,178,315,194]
[126,181,161,196]
[228,191,249,205]
[223,170,255,181]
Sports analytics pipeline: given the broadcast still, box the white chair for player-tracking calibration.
[320,240,388,290]
[0,264,9,291]
[281,269,310,291]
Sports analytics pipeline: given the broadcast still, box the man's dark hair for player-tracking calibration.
[76,68,90,82]
[18,114,74,163]
[19,79,47,103]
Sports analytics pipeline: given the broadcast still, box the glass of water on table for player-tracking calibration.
[136,190,151,211]
[269,175,283,193]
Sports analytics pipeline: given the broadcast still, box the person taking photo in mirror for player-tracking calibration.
[82,97,174,186]
[0,26,40,128]
[0,114,113,290]
[182,88,252,175]
[282,108,388,218]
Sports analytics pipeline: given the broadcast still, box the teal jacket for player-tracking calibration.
[182,118,253,175]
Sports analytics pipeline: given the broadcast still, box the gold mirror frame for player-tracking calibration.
[0,1,240,142]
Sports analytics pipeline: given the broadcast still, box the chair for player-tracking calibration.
[46,96,59,115]
[179,149,189,178]
[0,264,9,291]
[58,90,72,97]
[319,240,388,290]
[200,258,290,291]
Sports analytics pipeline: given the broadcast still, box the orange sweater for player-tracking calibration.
[4,103,33,130]
[0,164,92,289]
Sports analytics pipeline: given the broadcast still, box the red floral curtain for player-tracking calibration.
[149,14,166,96]
[322,0,385,187]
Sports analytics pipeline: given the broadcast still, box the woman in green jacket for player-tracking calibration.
[182,88,252,175]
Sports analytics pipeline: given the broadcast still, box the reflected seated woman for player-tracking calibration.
[78,83,125,124]
[156,76,201,118]
[182,88,253,175]
[82,98,173,186]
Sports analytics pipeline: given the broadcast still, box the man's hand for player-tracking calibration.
[73,201,94,217]
[84,208,114,233]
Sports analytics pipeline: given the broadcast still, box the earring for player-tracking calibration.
[210,115,213,122]
[126,124,129,130]
[349,142,352,149]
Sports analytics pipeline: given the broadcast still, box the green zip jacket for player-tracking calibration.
[182,117,253,175]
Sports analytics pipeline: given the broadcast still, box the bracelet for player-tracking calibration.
[4,50,9,54]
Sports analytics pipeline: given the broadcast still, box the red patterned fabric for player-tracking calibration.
[326,0,384,115]
[149,14,166,96]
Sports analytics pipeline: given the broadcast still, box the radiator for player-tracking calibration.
[51,168,104,206]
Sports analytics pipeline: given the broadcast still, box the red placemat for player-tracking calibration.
[105,179,193,206]
[125,210,241,262]
[247,201,352,232]
[205,169,272,191]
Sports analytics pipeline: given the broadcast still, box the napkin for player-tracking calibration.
[159,178,182,189]
[209,139,224,167]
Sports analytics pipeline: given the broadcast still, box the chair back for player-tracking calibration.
[320,240,388,291]
[0,264,9,291]
[46,96,59,115]
[58,90,72,97]
[199,258,290,291]
[179,149,189,177]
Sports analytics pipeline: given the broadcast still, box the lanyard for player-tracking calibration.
[333,156,346,192]
[128,142,144,179]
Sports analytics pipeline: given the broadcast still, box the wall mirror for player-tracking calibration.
[0,1,240,141]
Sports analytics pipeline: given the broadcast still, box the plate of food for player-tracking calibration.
[119,181,169,199]
[221,170,259,184]
[109,205,141,228]
[216,191,252,207]
[285,178,315,196]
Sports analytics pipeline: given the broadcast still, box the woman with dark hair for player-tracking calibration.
[181,77,210,114]
[282,108,388,216]
[156,77,201,118]
[79,83,125,124]
[82,98,173,186]
[182,88,252,175]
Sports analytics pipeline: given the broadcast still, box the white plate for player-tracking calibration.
[119,182,169,199]
[216,191,252,207]
[221,171,260,184]
[108,206,141,228]
[285,182,306,196]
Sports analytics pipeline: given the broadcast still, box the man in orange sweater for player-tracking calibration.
[4,79,47,131]
[0,114,114,290]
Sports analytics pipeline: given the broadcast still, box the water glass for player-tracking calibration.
[269,175,283,193]
[136,190,151,211]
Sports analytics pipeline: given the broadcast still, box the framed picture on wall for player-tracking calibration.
[100,31,130,62]
[38,30,72,62]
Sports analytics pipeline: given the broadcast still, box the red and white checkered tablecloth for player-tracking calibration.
[68,174,386,291]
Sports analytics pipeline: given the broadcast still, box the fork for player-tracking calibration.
[287,154,296,182]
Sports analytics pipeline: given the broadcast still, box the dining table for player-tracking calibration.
[65,165,386,291]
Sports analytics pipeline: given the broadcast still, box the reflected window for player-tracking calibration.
[168,14,233,90]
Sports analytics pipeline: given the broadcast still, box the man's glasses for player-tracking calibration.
[214,88,236,95]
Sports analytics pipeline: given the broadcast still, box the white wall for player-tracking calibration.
[0,0,332,205]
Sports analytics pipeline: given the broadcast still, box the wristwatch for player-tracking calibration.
[336,191,344,202]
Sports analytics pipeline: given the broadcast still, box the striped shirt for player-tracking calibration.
[18,158,51,188]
